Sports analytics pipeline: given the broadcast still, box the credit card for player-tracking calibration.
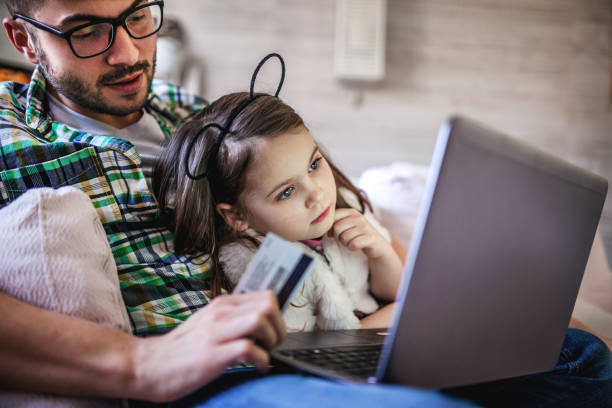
[232,232,314,310]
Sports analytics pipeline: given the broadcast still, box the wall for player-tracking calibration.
[166,0,612,262]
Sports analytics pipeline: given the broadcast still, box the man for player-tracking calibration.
[0,0,291,403]
[0,1,610,406]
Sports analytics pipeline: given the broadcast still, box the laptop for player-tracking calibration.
[271,115,608,389]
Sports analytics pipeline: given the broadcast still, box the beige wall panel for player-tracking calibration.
[164,0,612,261]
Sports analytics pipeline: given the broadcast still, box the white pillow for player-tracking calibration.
[358,161,429,247]
[0,186,129,407]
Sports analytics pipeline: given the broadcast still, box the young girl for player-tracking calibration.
[153,54,404,331]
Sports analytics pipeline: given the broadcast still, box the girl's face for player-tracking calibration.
[238,126,337,241]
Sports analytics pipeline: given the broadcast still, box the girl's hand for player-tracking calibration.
[331,208,394,260]
[331,208,403,301]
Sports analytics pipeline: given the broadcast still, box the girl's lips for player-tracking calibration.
[311,206,331,224]
[106,72,144,94]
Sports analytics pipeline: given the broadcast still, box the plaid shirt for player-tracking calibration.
[0,66,211,336]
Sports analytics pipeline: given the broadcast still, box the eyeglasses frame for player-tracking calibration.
[13,0,164,59]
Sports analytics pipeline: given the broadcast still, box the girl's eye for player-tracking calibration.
[277,186,295,201]
[309,157,322,172]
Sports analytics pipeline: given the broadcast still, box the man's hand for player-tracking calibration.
[133,291,285,402]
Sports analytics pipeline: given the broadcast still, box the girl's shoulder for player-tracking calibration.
[218,230,264,284]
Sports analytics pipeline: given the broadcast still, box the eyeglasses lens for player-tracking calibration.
[69,3,162,58]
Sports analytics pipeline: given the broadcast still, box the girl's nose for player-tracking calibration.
[305,185,324,209]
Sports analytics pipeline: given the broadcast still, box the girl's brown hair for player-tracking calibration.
[153,92,370,296]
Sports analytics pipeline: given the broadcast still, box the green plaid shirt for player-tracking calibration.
[0,66,211,336]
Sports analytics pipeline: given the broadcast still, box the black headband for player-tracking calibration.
[183,53,286,181]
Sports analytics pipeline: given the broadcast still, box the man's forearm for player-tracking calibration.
[0,292,140,399]
[0,290,286,403]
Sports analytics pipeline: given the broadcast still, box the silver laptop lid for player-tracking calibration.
[377,116,608,389]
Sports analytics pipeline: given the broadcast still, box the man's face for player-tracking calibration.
[28,0,158,125]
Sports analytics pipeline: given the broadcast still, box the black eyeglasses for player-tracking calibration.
[14,1,164,59]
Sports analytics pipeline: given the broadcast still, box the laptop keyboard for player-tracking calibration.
[276,345,382,378]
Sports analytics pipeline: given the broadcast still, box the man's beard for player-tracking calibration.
[37,47,156,117]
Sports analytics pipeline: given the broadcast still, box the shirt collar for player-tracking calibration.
[22,65,155,162]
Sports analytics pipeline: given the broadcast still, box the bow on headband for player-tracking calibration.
[184,53,286,180]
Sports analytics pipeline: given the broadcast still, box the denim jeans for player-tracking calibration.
[443,328,612,407]
[165,329,612,408]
